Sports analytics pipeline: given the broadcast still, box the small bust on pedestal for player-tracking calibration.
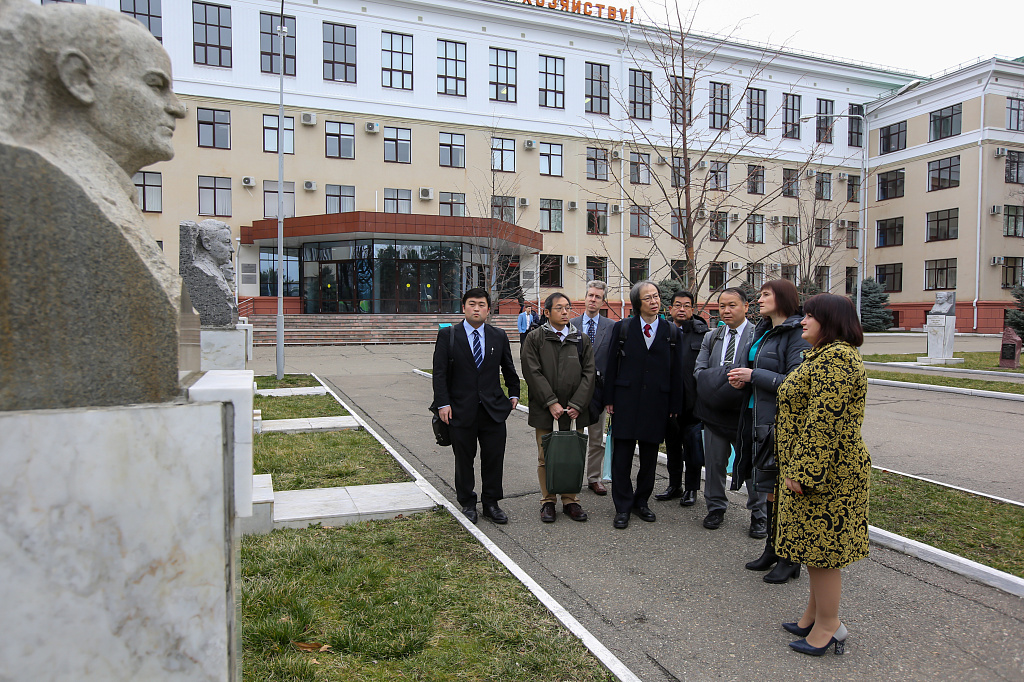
[919,292,963,365]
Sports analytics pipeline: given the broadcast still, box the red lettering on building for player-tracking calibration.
[594,3,605,17]
[583,1,592,14]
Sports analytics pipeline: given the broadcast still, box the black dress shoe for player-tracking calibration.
[749,517,768,539]
[482,503,508,524]
[461,505,478,524]
[679,490,697,507]
[540,502,556,523]
[764,558,801,583]
[632,506,656,522]
[702,510,724,529]
[654,485,682,501]
[563,503,588,522]
[613,512,629,529]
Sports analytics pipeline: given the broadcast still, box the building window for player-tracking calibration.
[926,208,958,241]
[193,1,231,68]
[630,206,651,237]
[846,222,860,249]
[384,127,411,163]
[263,181,295,218]
[540,142,563,176]
[925,258,957,290]
[263,115,294,154]
[848,174,861,203]
[848,104,864,147]
[539,199,563,232]
[587,255,607,282]
[709,211,728,241]
[813,219,831,247]
[846,266,858,294]
[1003,257,1024,288]
[381,31,413,90]
[197,108,230,149]
[1005,205,1024,237]
[539,254,562,287]
[876,217,904,247]
[259,247,299,297]
[747,165,765,194]
[708,262,726,290]
[122,0,162,41]
[629,69,652,120]
[929,103,962,141]
[384,188,412,214]
[260,12,296,76]
[587,148,608,180]
[879,121,907,154]
[326,184,355,213]
[746,87,766,135]
[670,259,689,286]
[439,192,466,217]
[1008,98,1024,132]
[783,94,801,139]
[782,168,799,197]
[199,175,232,216]
[782,217,799,245]
[323,22,356,83]
[816,99,834,143]
[709,82,730,129]
[709,161,727,191]
[672,156,686,188]
[437,39,466,96]
[747,214,764,243]
[489,47,517,102]
[629,258,649,285]
[877,169,905,200]
[781,264,798,283]
[585,62,610,115]
[815,172,832,201]
[747,262,764,288]
[133,171,162,213]
[672,76,692,125]
[814,266,830,292]
[439,132,465,168]
[586,202,609,235]
[927,156,960,191]
[491,137,515,172]
[671,209,686,238]
[491,195,515,222]
[539,55,565,109]
[1006,151,1024,184]
[630,152,650,184]
[325,121,355,159]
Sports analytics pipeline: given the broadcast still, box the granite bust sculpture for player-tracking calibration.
[0,0,196,409]
[928,292,956,317]
[180,219,239,327]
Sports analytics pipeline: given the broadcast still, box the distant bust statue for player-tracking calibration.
[928,292,956,317]
[180,220,238,328]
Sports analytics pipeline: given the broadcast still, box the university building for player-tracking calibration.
[77,0,1023,329]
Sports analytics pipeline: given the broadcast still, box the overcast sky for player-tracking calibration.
[638,0,1024,77]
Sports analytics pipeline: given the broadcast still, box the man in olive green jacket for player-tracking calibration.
[521,292,596,523]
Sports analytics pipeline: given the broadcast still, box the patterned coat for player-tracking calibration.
[774,341,871,569]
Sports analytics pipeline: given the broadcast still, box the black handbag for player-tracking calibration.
[752,423,778,493]
[431,412,452,447]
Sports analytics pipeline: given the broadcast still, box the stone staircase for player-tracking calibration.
[249,313,523,345]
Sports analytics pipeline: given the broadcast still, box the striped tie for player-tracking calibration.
[472,329,483,368]
[724,328,737,364]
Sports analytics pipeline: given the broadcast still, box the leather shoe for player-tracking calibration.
[540,501,556,523]
[749,517,768,539]
[632,506,656,522]
[482,503,508,524]
[588,481,608,495]
[613,512,629,529]
[679,490,697,507]
[654,485,682,501]
[703,510,724,529]
[461,505,478,524]
[563,503,588,522]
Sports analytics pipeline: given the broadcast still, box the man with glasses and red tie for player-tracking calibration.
[602,281,683,529]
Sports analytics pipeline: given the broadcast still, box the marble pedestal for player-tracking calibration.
[201,327,249,371]
[918,314,963,365]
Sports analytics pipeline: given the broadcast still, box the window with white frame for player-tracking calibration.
[814,266,830,292]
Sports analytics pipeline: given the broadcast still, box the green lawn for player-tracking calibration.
[256,374,324,389]
[862,351,1023,374]
[865,370,1024,395]
[255,394,350,420]
[254,431,410,490]
[240,511,616,682]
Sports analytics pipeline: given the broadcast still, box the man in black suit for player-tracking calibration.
[603,280,683,529]
[431,288,520,524]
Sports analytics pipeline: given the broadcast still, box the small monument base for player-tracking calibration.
[916,356,965,365]
[201,327,249,371]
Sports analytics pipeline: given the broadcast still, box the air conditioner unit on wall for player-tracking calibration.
[567,255,579,265]
[695,209,707,220]
[995,147,1008,158]
[806,169,817,178]
[300,112,316,126]
[303,180,316,191]
[611,204,622,214]
[839,219,848,228]
[838,172,848,181]
[567,200,578,210]
[524,140,536,150]
[365,122,380,133]
[991,205,1003,215]
[991,256,1005,266]
[697,160,708,170]
[769,262,781,271]
[518,197,529,207]
[419,187,434,200]
[729,262,743,271]
[657,155,669,165]
[770,215,780,224]
[241,176,256,187]
[611,149,622,160]
[729,213,740,222]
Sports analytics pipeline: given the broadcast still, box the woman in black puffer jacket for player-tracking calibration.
[727,279,810,583]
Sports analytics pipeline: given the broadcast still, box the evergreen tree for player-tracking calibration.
[796,279,820,305]
[657,278,685,315]
[1007,283,1024,340]
[853,278,893,332]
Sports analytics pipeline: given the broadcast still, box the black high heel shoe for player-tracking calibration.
[789,623,848,656]
[763,558,800,583]
[782,621,813,637]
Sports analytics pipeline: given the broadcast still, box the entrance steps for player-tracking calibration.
[249,313,522,345]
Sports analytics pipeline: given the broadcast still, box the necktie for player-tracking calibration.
[644,323,652,338]
[556,331,563,342]
[472,329,483,368]
[724,328,737,364]
[587,319,596,344]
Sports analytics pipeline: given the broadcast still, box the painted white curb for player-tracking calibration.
[864,361,1024,381]
[868,378,1024,401]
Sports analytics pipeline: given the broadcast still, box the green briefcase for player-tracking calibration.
[542,419,588,495]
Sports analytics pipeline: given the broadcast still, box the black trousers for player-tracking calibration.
[450,404,506,507]
[611,438,660,513]
[664,418,705,491]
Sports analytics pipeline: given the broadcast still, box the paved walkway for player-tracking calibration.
[252,345,1024,682]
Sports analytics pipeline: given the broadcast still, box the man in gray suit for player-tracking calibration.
[693,287,766,536]
[569,280,614,495]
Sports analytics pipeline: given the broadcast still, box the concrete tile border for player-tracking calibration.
[867,378,1024,401]
[864,361,1024,381]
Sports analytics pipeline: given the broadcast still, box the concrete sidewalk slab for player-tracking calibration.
[261,415,360,433]
[273,482,435,529]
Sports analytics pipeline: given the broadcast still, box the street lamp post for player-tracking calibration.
[275,4,287,380]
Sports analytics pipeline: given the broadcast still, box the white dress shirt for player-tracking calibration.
[463,319,486,357]
[718,318,749,366]
[640,317,659,349]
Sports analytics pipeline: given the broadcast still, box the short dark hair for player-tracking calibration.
[803,294,864,347]
[760,279,800,318]
[719,287,748,303]
[462,287,491,307]
[671,290,695,307]
[544,292,570,312]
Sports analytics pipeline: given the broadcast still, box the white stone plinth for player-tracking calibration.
[925,314,956,360]
[201,327,248,370]
[0,402,235,681]
[236,322,253,361]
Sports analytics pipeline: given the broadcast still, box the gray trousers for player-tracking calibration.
[585,411,607,483]
[702,426,766,522]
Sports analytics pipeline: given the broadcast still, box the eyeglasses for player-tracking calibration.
[550,305,572,313]
[640,295,660,303]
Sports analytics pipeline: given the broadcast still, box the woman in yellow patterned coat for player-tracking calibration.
[774,293,869,657]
